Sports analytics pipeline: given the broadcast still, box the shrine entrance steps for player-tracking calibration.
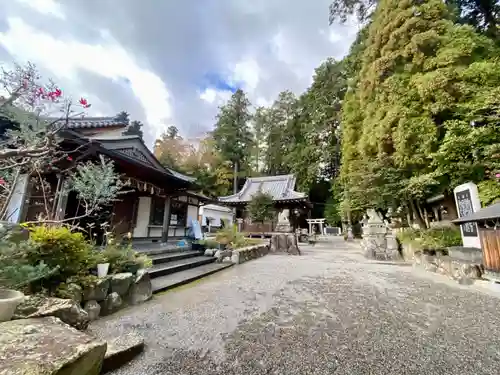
[139,245,233,294]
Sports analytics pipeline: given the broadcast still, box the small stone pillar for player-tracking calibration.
[236,218,243,232]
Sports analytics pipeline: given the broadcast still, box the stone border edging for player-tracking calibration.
[231,243,270,264]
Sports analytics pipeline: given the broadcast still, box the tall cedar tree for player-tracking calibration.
[212,89,253,193]
[329,0,500,41]
[340,0,500,226]
[264,91,297,175]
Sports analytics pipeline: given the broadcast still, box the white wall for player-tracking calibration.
[200,204,233,227]
[187,204,199,226]
[133,196,151,237]
[83,127,126,138]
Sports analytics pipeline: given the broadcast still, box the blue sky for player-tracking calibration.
[202,73,240,94]
[0,0,358,147]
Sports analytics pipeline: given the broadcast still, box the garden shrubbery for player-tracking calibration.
[0,223,151,295]
[397,226,462,251]
[214,225,264,249]
[27,225,95,281]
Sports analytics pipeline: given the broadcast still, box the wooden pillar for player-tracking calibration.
[161,196,171,243]
[3,173,30,223]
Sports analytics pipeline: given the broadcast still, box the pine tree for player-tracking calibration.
[122,120,143,138]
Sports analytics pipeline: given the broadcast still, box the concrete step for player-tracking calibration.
[149,250,202,265]
[148,256,215,279]
[151,262,234,293]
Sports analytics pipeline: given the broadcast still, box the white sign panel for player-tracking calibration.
[454,182,482,248]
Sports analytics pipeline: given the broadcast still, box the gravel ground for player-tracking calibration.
[90,239,500,374]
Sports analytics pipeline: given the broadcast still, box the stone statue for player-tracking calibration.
[366,209,384,224]
[361,208,401,261]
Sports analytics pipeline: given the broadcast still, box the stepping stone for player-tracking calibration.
[101,333,145,374]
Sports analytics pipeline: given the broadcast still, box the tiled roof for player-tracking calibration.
[452,203,500,224]
[59,116,127,129]
[219,174,307,203]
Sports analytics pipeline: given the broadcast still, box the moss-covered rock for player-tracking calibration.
[0,316,106,375]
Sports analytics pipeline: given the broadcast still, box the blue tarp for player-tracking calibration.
[187,218,203,240]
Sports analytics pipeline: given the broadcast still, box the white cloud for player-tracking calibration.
[199,88,217,104]
[230,58,261,92]
[14,0,65,19]
[255,97,272,107]
[199,87,232,106]
[0,17,173,141]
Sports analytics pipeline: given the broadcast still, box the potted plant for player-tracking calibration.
[96,252,110,278]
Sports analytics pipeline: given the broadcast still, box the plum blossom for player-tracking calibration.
[79,97,91,108]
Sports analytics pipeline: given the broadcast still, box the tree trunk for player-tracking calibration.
[232,160,238,223]
[409,199,427,229]
[233,160,238,194]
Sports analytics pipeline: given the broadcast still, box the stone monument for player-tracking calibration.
[275,208,292,232]
[453,182,481,249]
[361,209,401,261]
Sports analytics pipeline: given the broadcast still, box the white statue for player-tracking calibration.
[366,209,384,224]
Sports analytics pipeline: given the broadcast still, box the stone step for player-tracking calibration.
[151,262,234,293]
[148,256,216,279]
[149,250,202,265]
[100,333,145,374]
[135,244,192,256]
[131,237,187,250]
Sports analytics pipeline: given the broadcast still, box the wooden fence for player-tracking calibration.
[480,228,500,272]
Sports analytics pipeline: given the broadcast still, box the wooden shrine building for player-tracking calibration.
[4,116,207,245]
[218,174,310,233]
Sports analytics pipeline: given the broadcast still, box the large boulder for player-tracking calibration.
[127,269,152,305]
[270,234,301,255]
[0,316,106,375]
[99,292,123,316]
[101,333,145,374]
[13,295,90,330]
[66,283,83,304]
[109,273,134,297]
[286,234,301,255]
[83,278,109,302]
[83,300,101,321]
[215,249,232,263]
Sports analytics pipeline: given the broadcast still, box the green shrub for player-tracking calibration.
[28,225,95,280]
[101,243,151,273]
[396,228,421,244]
[66,274,99,288]
[215,226,250,249]
[0,223,58,291]
[199,239,219,249]
[420,227,462,249]
[397,226,462,250]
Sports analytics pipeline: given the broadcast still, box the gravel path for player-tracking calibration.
[90,239,500,374]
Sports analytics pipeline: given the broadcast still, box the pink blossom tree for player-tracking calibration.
[0,62,125,224]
